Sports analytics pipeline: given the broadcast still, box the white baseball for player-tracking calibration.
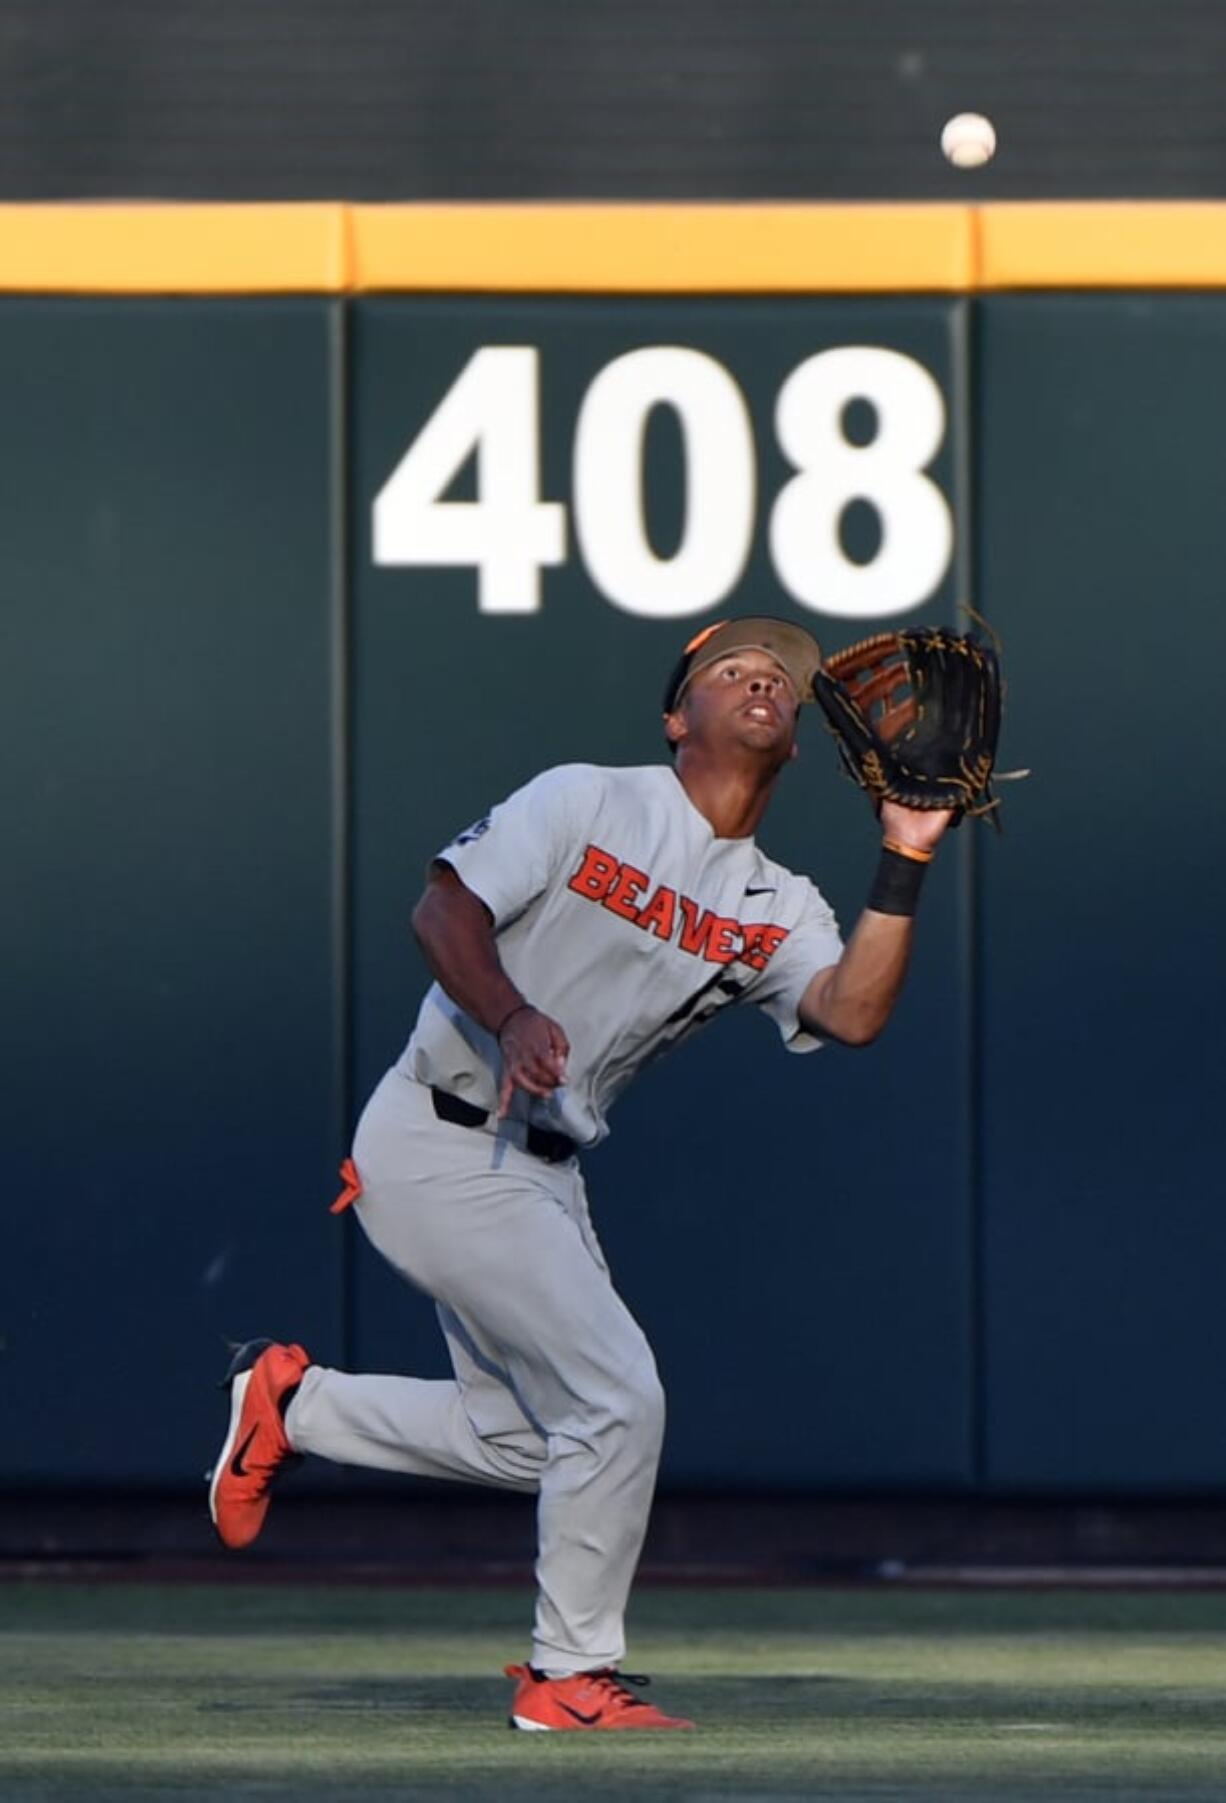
[940,112,997,169]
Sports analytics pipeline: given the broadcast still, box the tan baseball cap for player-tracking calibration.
[661,616,823,713]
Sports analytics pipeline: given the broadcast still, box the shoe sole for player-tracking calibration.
[508,1713,691,1732]
[207,1366,254,1535]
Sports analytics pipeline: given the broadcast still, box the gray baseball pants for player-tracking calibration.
[284,1068,665,1674]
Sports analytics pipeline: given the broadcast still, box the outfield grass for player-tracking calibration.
[3,1581,1226,1800]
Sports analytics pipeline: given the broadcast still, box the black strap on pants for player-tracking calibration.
[429,1085,577,1165]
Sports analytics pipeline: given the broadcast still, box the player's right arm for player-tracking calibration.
[411,863,569,1114]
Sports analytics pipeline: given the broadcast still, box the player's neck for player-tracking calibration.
[672,752,781,840]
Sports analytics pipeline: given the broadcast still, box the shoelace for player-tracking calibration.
[581,1668,653,1711]
[507,1663,656,1708]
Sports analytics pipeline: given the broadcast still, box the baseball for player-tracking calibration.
[940,112,997,169]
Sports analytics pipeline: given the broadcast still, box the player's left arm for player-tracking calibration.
[798,801,954,1046]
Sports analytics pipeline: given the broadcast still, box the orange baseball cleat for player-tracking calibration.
[207,1338,310,1549]
[504,1663,694,1731]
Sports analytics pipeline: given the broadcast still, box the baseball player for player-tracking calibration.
[208,616,952,1732]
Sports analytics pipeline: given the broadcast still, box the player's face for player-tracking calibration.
[669,650,800,761]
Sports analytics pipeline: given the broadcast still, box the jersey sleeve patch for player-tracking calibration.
[437,765,602,927]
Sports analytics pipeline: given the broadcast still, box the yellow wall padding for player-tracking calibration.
[347,203,974,292]
[4,202,1226,293]
[0,204,349,293]
[978,203,1226,289]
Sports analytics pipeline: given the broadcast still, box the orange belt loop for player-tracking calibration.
[329,1157,363,1214]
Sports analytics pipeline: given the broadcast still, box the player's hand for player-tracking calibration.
[878,798,957,856]
[497,1006,570,1116]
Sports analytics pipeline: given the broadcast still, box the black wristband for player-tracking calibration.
[867,847,930,917]
[495,1002,533,1038]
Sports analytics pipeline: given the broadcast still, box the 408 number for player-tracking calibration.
[372,344,954,622]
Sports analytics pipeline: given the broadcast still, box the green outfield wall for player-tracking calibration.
[3,207,1223,1493]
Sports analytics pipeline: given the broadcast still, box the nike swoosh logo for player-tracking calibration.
[559,1703,603,1726]
[230,1425,259,1479]
[744,884,776,896]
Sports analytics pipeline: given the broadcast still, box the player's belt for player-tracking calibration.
[429,1085,578,1165]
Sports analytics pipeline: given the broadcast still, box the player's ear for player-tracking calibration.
[788,739,800,762]
[663,708,688,748]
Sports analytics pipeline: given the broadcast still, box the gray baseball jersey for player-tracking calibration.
[397,762,843,1148]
